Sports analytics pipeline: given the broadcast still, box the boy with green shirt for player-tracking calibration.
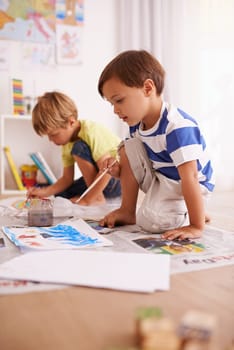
[27,91,121,206]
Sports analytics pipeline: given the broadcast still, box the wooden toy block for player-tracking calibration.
[135,307,180,350]
[178,310,216,350]
[178,310,216,341]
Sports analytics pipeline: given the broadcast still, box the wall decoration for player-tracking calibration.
[21,42,55,68]
[55,0,84,64]
[56,24,82,64]
[0,0,84,65]
[56,0,84,26]
[0,0,56,43]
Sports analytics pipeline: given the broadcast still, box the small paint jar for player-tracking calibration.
[28,198,53,227]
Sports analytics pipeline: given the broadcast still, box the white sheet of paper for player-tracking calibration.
[0,250,170,293]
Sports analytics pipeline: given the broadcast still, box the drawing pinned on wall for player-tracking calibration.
[56,24,82,64]
[55,0,84,64]
[56,0,84,26]
[21,42,55,69]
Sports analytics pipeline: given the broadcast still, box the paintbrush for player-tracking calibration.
[75,159,117,204]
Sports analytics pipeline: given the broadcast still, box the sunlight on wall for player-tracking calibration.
[162,0,234,191]
[198,0,234,190]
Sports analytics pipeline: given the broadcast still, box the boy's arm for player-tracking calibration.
[162,160,205,240]
[27,166,74,198]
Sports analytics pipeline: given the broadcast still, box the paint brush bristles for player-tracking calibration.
[75,159,117,204]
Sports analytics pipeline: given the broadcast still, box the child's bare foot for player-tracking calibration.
[70,194,106,206]
[99,208,136,228]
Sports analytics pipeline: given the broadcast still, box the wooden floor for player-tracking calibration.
[206,189,234,231]
[0,190,233,350]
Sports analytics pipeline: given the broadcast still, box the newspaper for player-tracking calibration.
[103,224,234,274]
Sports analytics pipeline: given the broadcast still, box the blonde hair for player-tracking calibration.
[32,91,78,135]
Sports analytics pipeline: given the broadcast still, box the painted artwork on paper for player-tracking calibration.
[22,42,55,68]
[2,218,112,250]
[56,24,82,64]
[55,0,84,64]
[56,0,84,26]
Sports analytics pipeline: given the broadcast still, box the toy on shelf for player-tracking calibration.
[12,78,24,115]
[3,146,25,191]
[20,164,38,188]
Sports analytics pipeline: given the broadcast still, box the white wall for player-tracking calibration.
[118,0,234,192]
[0,0,120,131]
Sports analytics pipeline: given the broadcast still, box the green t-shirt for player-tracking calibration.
[62,120,120,167]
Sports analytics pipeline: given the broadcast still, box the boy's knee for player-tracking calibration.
[71,140,91,158]
[71,140,96,167]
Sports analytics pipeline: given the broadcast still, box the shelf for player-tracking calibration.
[2,114,32,120]
[0,114,61,195]
[1,189,27,196]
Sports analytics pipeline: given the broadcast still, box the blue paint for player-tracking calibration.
[39,224,99,246]
[3,224,100,248]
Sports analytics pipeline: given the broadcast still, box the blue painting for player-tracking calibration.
[2,218,112,250]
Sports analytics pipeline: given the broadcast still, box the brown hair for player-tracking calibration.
[32,91,78,135]
[98,50,165,97]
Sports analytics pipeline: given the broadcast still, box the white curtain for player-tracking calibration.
[117,0,234,191]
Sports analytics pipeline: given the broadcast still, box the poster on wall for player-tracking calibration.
[0,0,55,43]
[55,0,84,64]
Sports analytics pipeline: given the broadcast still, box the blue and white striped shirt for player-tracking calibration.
[129,102,215,192]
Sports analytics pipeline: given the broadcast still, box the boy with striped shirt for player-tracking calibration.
[97,50,214,240]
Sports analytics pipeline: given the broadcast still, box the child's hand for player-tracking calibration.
[161,225,202,240]
[27,186,48,199]
[99,208,136,228]
[102,157,120,178]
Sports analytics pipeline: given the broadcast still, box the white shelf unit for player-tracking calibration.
[0,114,61,195]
